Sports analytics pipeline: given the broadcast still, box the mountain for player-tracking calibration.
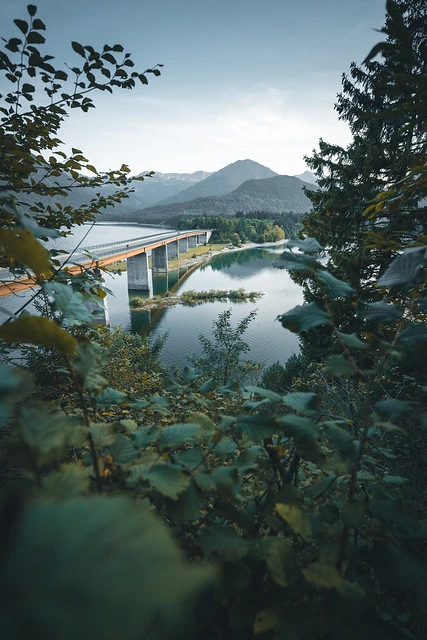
[158,159,277,205]
[132,175,316,223]
[128,169,212,209]
[293,170,317,185]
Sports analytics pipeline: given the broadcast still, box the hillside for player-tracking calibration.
[158,159,277,205]
[130,174,316,223]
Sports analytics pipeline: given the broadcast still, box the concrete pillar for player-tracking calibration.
[188,235,197,249]
[85,295,110,326]
[152,244,168,272]
[179,237,188,253]
[197,232,207,244]
[127,252,152,291]
[205,230,213,243]
[168,240,179,259]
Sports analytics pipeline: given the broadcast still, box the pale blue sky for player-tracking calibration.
[1,0,387,175]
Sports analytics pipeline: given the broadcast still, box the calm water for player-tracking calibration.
[2,224,303,370]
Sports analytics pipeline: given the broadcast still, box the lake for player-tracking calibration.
[2,224,304,371]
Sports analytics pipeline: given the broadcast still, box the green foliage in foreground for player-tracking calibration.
[1,2,427,640]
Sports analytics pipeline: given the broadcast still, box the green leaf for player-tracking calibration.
[94,387,127,408]
[245,385,284,403]
[342,500,366,528]
[187,411,216,436]
[282,391,318,412]
[17,401,87,466]
[27,5,37,16]
[0,316,77,355]
[27,31,45,44]
[358,300,402,323]
[0,364,33,418]
[318,421,355,454]
[197,525,249,561]
[377,247,425,289]
[278,302,331,332]
[276,503,312,537]
[120,419,138,433]
[0,228,52,276]
[383,475,408,485]
[158,423,200,449]
[323,355,356,378]
[278,250,317,271]
[338,332,368,350]
[276,414,317,443]
[375,397,413,418]
[174,448,203,470]
[317,270,355,297]
[107,434,137,464]
[127,464,190,499]
[45,282,93,325]
[90,422,116,448]
[72,342,107,390]
[0,497,211,639]
[286,237,323,253]
[214,436,238,457]
[167,479,205,522]
[266,538,299,587]
[235,414,276,442]
[302,561,345,590]
[307,475,337,500]
[397,323,427,347]
[41,464,90,498]
[132,426,158,448]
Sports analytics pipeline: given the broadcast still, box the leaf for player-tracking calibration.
[286,237,323,253]
[358,300,402,323]
[107,434,137,464]
[41,464,90,498]
[235,414,276,442]
[174,448,203,470]
[323,355,356,378]
[307,475,337,500]
[197,525,249,561]
[397,323,427,347]
[317,270,355,297]
[128,464,190,499]
[0,363,33,417]
[94,388,127,408]
[158,423,200,449]
[0,228,52,276]
[302,561,345,590]
[318,421,355,454]
[120,419,138,433]
[276,503,312,538]
[342,500,366,528]
[90,422,116,448]
[338,332,368,350]
[71,41,86,57]
[214,436,238,457]
[27,5,37,16]
[0,316,77,355]
[276,414,317,443]
[72,342,107,390]
[14,18,29,34]
[245,385,284,403]
[187,411,216,436]
[383,475,408,485]
[377,247,425,289]
[282,391,318,412]
[17,401,87,466]
[0,497,211,639]
[253,606,282,635]
[266,538,299,587]
[278,250,318,271]
[278,302,331,332]
[44,282,93,325]
[132,426,158,448]
[375,397,413,418]
[167,479,205,522]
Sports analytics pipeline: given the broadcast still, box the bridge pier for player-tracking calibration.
[127,252,152,291]
[188,235,197,249]
[167,240,179,260]
[179,238,188,253]
[152,245,168,272]
[197,232,207,244]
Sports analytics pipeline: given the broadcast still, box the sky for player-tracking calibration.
[1,0,388,176]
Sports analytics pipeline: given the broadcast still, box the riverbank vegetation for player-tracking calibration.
[129,288,263,309]
[1,3,427,640]
[178,214,289,244]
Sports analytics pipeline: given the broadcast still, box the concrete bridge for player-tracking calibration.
[0,229,213,298]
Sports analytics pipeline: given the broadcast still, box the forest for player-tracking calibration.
[0,1,426,639]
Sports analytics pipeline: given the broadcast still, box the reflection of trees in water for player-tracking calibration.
[206,248,279,272]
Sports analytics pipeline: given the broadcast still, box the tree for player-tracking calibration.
[190,308,261,385]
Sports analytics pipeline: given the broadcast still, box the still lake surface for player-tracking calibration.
[4,223,304,371]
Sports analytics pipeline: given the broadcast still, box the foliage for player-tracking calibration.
[1,3,427,640]
[189,308,263,386]
[178,214,287,244]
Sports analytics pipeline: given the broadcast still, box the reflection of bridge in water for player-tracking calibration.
[0,229,212,296]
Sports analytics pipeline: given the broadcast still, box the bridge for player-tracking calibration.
[0,229,213,298]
